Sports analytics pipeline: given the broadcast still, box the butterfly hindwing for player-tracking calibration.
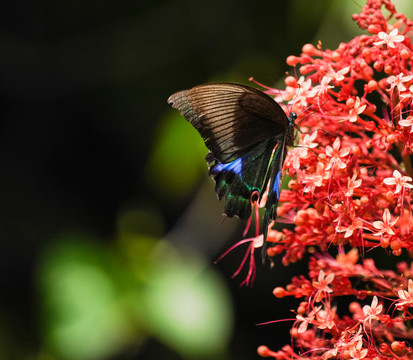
[208,136,285,222]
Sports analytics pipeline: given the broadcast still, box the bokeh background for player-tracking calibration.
[0,1,411,359]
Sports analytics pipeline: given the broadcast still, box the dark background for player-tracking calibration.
[0,0,374,359]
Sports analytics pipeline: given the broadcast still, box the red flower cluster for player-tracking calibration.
[269,0,413,263]
[265,250,413,359]
[235,0,413,358]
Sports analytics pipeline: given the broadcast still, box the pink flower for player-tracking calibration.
[300,131,318,154]
[372,208,398,236]
[348,339,368,360]
[315,306,336,330]
[362,296,382,322]
[313,270,334,293]
[326,326,364,360]
[302,161,328,194]
[307,76,334,97]
[336,218,363,238]
[383,170,413,194]
[313,270,334,302]
[396,279,413,310]
[325,138,350,171]
[345,172,362,197]
[400,84,413,101]
[296,306,320,333]
[326,65,350,82]
[347,96,366,123]
[387,73,413,92]
[374,28,404,48]
[399,115,413,133]
[287,131,318,170]
[286,76,313,107]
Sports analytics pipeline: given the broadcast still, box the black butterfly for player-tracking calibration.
[168,83,296,258]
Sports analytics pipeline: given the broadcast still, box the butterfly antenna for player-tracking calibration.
[288,82,301,115]
[296,98,329,127]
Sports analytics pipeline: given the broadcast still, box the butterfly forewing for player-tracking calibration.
[168,83,289,163]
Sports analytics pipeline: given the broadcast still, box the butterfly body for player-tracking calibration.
[168,83,296,253]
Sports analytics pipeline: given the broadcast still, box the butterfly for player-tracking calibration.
[168,83,297,258]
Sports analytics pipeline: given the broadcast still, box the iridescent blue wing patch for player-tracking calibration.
[208,136,285,224]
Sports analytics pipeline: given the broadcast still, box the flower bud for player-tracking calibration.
[362,65,373,78]
[290,328,299,338]
[380,236,389,248]
[273,287,286,298]
[391,240,401,251]
[387,134,396,143]
[362,48,371,57]
[300,65,314,75]
[302,43,320,56]
[360,196,369,205]
[282,257,290,266]
[349,301,362,313]
[384,64,393,74]
[331,51,341,61]
[346,98,355,107]
[314,201,324,213]
[285,76,297,87]
[295,209,308,226]
[367,80,378,91]
[374,61,383,72]
[286,55,299,66]
[297,302,308,314]
[257,346,272,357]
[401,49,410,59]
[351,145,360,156]
[368,24,379,34]
[266,247,278,257]
[386,191,395,202]
[391,341,405,352]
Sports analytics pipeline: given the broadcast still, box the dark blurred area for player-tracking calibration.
[0,0,368,359]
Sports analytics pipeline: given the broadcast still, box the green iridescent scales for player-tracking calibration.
[208,136,285,223]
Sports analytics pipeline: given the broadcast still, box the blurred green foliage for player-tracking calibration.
[146,112,207,199]
[38,225,232,360]
[39,236,135,360]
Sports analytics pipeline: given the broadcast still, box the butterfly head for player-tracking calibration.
[288,112,298,127]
